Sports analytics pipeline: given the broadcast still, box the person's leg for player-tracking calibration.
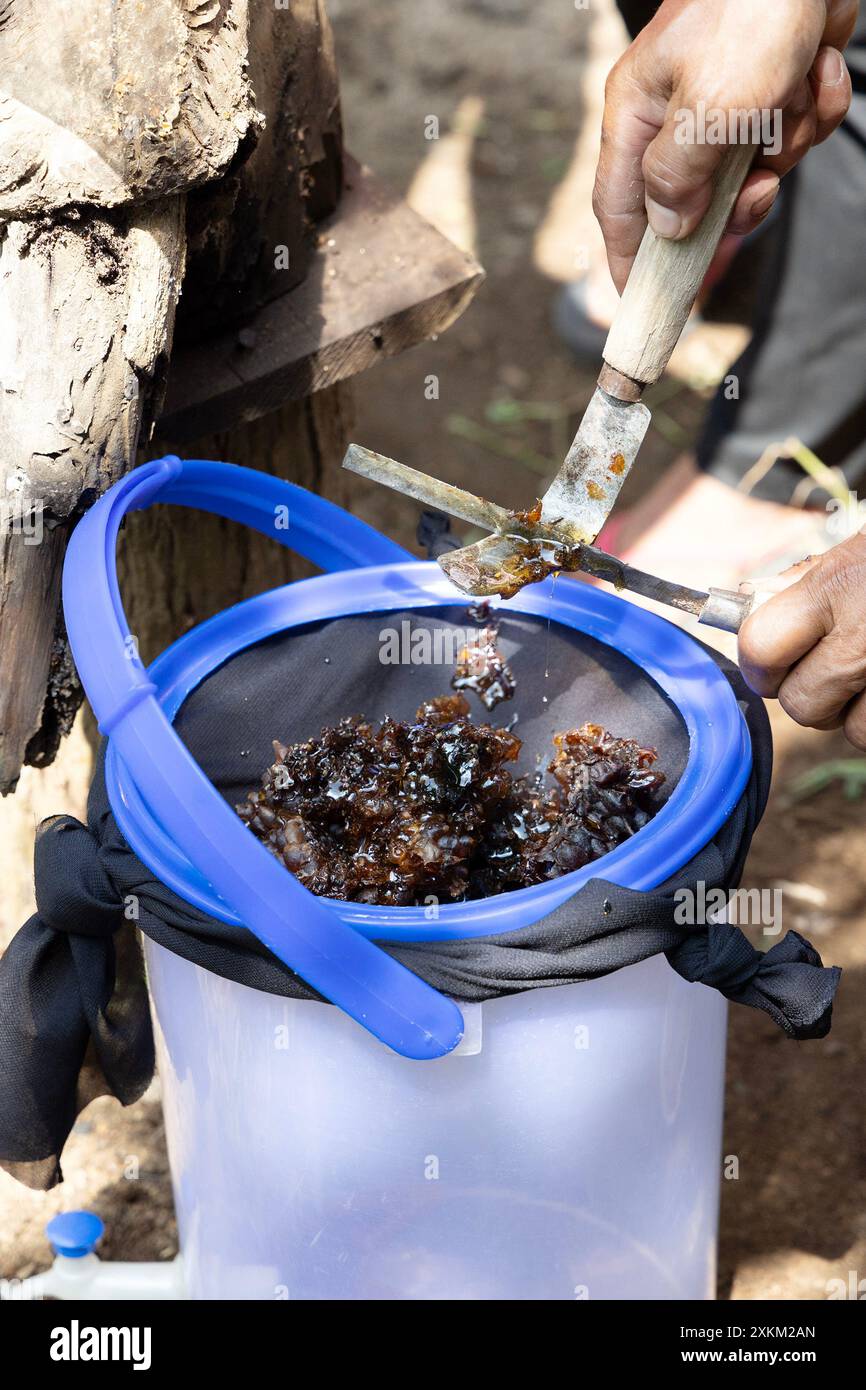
[696,13,866,504]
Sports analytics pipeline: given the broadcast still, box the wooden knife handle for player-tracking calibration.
[602,142,756,390]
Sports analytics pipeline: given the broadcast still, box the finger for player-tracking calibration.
[593,63,667,291]
[737,556,828,697]
[592,121,650,293]
[776,624,866,728]
[640,107,729,240]
[757,79,818,179]
[842,689,866,751]
[823,0,860,50]
[725,168,781,236]
[810,46,852,144]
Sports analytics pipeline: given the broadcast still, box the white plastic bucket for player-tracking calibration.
[144,940,727,1301]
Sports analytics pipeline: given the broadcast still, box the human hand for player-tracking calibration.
[738,532,866,749]
[593,0,858,290]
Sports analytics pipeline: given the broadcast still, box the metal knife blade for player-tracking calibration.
[342,442,756,631]
[539,386,651,541]
[438,386,652,597]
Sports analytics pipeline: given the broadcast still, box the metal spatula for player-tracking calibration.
[344,143,758,625]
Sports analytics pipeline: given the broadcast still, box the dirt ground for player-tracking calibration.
[2,0,864,1300]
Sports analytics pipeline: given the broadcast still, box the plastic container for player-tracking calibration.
[145,944,727,1300]
[62,456,750,1300]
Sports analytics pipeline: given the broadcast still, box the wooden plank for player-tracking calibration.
[158,158,484,441]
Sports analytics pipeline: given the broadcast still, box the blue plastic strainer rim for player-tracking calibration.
[63,455,752,1059]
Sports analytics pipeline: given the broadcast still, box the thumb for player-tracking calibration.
[737,555,827,698]
[642,109,733,240]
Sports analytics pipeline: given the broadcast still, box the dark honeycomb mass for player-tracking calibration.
[237,697,665,906]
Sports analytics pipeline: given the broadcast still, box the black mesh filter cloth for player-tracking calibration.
[185,607,692,811]
[0,604,841,1189]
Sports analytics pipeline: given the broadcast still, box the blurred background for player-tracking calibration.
[1,0,864,1300]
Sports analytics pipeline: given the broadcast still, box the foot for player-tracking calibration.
[554,228,758,364]
[553,272,622,361]
[595,455,830,592]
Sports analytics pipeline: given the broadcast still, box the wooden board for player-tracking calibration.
[158,158,484,441]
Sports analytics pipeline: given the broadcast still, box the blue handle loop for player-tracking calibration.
[63,457,463,1060]
[157,456,412,573]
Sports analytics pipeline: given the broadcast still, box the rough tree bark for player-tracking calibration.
[0,0,263,792]
[0,0,346,791]
[121,0,351,665]
[0,199,187,777]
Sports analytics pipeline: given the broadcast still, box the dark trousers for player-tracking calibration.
[616,1,866,503]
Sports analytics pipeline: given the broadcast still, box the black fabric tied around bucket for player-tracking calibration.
[0,610,841,1190]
